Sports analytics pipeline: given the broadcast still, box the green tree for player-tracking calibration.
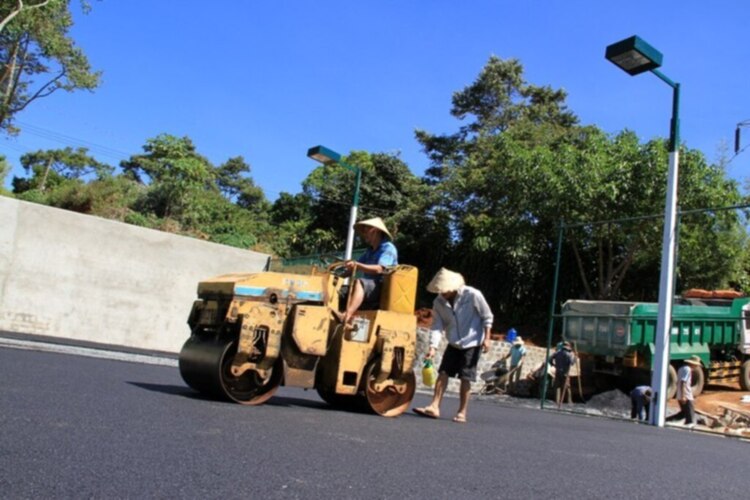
[414,55,748,323]
[14,146,112,192]
[267,192,314,256]
[121,134,215,222]
[416,55,577,183]
[0,153,9,188]
[0,0,100,133]
[216,155,270,215]
[120,134,272,250]
[300,151,427,257]
[414,56,580,318]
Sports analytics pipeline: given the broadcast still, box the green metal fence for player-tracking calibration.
[540,202,750,410]
[267,249,366,274]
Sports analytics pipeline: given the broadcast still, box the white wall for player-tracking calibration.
[0,196,269,353]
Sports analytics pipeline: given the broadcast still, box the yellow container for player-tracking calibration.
[379,265,418,314]
[422,359,436,387]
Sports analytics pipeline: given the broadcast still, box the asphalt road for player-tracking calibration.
[1,344,749,499]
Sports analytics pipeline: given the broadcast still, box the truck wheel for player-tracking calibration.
[741,359,750,391]
[666,365,678,399]
[689,363,705,397]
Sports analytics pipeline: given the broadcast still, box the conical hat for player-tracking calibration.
[426,268,465,294]
[684,355,702,366]
[353,217,392,240]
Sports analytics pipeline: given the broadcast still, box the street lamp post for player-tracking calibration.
[307,145,362,261]
[606,35,681,427]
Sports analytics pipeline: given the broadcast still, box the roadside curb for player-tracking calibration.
[0,335,178,367]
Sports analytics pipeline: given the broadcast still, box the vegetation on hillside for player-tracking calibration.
[1,4,748,325]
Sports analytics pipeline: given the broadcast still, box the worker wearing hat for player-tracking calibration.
[500,333,526,392]
[672,355,701,427]
[339,217,397,325]
[413,268,493,424]
[550,341,576,407]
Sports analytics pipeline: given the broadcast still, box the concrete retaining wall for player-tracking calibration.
[0,196,269,353]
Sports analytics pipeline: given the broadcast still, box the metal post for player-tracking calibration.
[343,166,361,261]
[649,77,680,427]
[541,221,565,409]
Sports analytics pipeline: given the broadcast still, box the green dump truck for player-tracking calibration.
[561,298,750,397]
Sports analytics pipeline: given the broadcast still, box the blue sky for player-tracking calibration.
[2,0,749,200]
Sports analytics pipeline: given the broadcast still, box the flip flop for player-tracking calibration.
[452,413,467,423]
[413,407,439,419]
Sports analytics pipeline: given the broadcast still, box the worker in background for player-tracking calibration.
[630,385,652,421]
[550,341,575,407]
[413,268,493,424]
[501,333,526,392]
[671,355,701,428]
[337,217,397,326]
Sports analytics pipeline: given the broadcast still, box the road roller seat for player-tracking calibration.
[379,265,418,314]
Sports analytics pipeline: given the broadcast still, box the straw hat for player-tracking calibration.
[684,355,702,366]
[426,268,465,294]
[354,217,392,240]
[513,336,524,346]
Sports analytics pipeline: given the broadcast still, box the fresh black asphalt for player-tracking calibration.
[1,345,749,498]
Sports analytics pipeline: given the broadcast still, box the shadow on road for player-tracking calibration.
[127,381,207,400]
[126,381,355,412]
[266,395,330,410]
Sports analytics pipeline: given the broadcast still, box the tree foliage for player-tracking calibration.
[295,150,427,257]
[0,0,100,133]
[415,55,749,321]
[4,53,748,330]
[14,146,111,192]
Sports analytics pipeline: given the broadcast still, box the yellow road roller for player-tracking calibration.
[178,262,418,417]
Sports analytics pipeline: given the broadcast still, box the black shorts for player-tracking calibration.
[339,278,382,311]
[438,345,482,381]
[358,278,382,309]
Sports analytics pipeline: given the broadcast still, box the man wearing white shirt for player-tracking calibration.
[413,268,493,424]
[673,355,701,427]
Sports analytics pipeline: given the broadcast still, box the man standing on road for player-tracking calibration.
[501,334,526,392]
[672,356,701,427]
[413,268,493,424]
[550,341,575,407]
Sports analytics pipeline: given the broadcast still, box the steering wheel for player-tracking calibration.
[326,260,350,277]
[318,253,341,267]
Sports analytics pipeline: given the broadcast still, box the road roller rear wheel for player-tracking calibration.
[363,361,416,417]
[179,336,282,405]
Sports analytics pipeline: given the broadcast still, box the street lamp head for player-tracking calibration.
[605,35,663,76]
[305,144,361,261]
[307,145,341,165]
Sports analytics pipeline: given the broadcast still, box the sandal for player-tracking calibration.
[452,413,467,423]
[413,407,440,419]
